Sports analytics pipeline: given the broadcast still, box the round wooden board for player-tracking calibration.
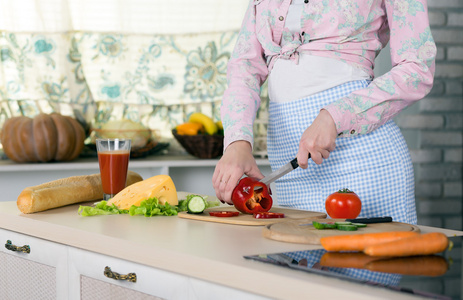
[178,207,327,226]
[262,218,421,244]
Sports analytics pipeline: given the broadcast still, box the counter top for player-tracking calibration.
[1,200,462,299]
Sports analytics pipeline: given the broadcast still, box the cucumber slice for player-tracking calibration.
[312,221,326,229]
[352,223,367,228]
[324,223,337,229]
[313,221,337,229]
[335,221,352,225]
[187,196,207,214]
[337,224,358,231]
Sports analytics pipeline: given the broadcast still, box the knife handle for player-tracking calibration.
[290,158,299,169]
[290,154,311,169]
[345,216,393,224]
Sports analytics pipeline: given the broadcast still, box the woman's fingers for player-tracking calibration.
[212,141,256,204]
[297,110,337,166]
[296,149,310,169]
[219,173,241,204]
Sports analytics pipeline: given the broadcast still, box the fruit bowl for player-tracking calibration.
[172,129,223,159]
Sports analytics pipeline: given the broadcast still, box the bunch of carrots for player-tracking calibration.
[320,231,449,256]
[319,232,451,276]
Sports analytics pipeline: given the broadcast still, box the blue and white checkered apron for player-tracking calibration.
[267,80,417,224]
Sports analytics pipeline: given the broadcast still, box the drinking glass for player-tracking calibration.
[96,139,131,200]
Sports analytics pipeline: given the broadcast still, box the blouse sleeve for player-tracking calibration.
[324,0,437,137]
[221,0,269,150]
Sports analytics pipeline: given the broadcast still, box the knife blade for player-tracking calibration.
[260,157,300,186]
[298,216,393,226]
[345,216,393,224]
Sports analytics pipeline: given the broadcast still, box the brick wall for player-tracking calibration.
[395,0,463,230]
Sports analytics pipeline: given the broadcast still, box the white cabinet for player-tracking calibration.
[68,247,269,300]
[0,229,269,300]
[68,247,190,300]
[0,228,68,299]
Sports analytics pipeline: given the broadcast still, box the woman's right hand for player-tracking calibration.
[212,141,263,204]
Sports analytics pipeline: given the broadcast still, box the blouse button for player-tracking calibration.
[279,16,284,21]
[350,129,356,134]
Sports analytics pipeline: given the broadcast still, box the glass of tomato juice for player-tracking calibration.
[96,138,131,200]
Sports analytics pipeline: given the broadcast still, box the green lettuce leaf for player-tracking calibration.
[79,194,218,217]
[129,198,178,217]
[78,201,128,216]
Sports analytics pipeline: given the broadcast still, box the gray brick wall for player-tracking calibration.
[396,1,463,231]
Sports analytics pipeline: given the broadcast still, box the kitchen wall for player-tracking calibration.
[395,0,463,230]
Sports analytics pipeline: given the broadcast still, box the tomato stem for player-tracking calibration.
[338,188,354,193]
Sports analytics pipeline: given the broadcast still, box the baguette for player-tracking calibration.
[17,171,143,214]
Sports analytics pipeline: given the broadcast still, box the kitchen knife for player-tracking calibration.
[260,155,310,186]
[345,216,393,224]
[299,216,393,226]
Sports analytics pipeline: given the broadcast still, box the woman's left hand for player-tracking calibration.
[297,109,337,168]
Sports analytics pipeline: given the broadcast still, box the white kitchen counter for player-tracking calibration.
[1,200,462,300]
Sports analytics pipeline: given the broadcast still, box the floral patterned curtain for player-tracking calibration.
[0,0,268,155]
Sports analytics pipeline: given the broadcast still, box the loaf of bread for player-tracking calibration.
[17,171,143,214]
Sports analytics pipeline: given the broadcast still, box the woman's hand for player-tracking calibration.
[297,109,337,168]
[212,141,263,204]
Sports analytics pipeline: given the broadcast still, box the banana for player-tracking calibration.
[188,112,218,135]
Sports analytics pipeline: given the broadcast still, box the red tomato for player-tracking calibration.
[208,211,240,217]
[325,189,362,219]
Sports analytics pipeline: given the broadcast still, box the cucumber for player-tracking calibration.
[352,223,367,228]
[337,224,358,231]
[324,223,337,229]
[313,222,337,229]
[187,195,207,214]
[335,221,352,225]
[312,221,326,229]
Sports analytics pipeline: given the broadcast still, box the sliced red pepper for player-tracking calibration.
[208,211,240,217]
[231,177,273,214]
[253,212,285,219]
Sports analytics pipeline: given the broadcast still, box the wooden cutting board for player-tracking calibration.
[178,207,327,226]
[262,218,420,244]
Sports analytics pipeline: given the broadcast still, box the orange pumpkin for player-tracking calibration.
[1,113,86,162]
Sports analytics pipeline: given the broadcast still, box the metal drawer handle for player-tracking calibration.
[5,240,31,253]
[104,266,137,282]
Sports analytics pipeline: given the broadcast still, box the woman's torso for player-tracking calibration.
[268,0,371,102]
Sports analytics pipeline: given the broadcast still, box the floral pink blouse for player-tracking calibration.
[221,0,436,150]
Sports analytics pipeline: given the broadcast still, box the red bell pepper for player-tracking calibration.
[231,177,272,214]
[253,212,285,219]
[209,211,240,217]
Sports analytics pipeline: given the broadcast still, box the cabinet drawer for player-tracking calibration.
[68,247,190,300]
[0,228,68,300]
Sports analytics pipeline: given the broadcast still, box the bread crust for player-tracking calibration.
[17,171,143,214]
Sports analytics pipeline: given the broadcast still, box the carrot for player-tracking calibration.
[365,255,449,276]
[320,231,419,252]
[364,232,449,257]
[320,252,385,269]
